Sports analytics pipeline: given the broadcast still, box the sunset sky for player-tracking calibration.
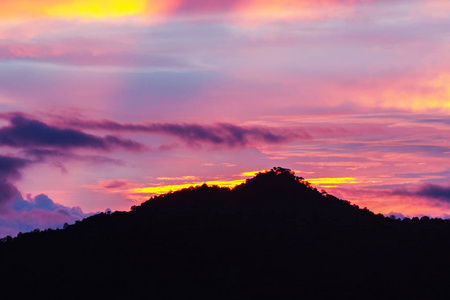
[1,0,449,237]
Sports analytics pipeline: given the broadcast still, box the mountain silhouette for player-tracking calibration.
[1,167,450,299]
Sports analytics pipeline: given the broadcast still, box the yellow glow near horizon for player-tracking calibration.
[306,177,357,186]
[240,170,265,177]
[134,179,247,195]
[134,175,360,196]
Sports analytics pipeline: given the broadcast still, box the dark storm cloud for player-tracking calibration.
[64,119,311,147]
[0,115,143,151]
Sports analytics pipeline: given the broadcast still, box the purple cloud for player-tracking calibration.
[0,193,92,238]
[0,115,143,151]
[63,118,311,147]
[103,180,129,189]
[393,183,450,203]
[0,153,91,237]
[0,155,31,208]
[0,148,93,238]
[12,193,89,218]
[0,155,89,238]
[416,184,450,202]
[0,180,20,209]
[22,148,123,166]
[0,155,30,180]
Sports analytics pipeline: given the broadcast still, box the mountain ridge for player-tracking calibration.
[1,167,450,299]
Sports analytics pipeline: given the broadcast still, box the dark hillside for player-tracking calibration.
[1,167,450,299]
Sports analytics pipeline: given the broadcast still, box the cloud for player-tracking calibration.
[0,152,91,238]
[0,139,95,237]
[103,180,129,189]
[0,0,355,18]
[172,0,375,13]
[0,155,30,180]
[0,155,31,208]
[171,0,242,13]
[0,42,198,71]
[416,184,450,202]
[0,153,90,238]
[22,148,124,166]
[415,118,450,126]
[0,180,21,209]
[63,118,311,147]
[84,179,144,204]
[0,115,143,151]
[393,183,450,203]
[1,112,308,149]
[2,0,416,26]
[0,193,92,238]
[386,211,407,219]
[0,0,169,18]
[12,193,88,217]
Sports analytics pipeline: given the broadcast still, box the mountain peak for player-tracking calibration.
[2,167,450,299]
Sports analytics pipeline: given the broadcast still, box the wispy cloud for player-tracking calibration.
[62,118,311,147]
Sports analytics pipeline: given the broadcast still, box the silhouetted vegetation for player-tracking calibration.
[2,167,450,299]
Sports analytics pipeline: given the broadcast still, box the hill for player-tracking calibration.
[1,167,450,299]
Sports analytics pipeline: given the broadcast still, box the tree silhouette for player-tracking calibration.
[1,167,450,299]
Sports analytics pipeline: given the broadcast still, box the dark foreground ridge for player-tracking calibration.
[1,167,450,299]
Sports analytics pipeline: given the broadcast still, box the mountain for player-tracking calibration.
[1,167,450,299]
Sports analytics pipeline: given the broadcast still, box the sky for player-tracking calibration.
[0,0,449,237]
